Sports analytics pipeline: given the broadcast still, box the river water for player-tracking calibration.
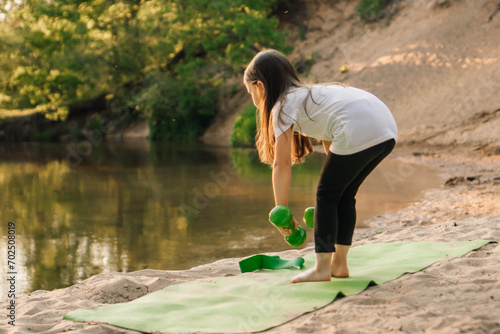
[0,140,439,300]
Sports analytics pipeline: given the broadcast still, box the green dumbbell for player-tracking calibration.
[303,207,315,229]
[269,205,307,247]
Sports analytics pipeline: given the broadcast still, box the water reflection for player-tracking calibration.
[0,141,439,300]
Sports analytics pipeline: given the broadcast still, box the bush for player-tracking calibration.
[136,73,218,141]
[230,103,257,147]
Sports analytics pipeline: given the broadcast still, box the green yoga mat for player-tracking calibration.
[64,241,493,333]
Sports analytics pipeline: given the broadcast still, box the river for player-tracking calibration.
[0,140,439,300]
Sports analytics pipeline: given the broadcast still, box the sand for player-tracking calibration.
[0,144,499,333]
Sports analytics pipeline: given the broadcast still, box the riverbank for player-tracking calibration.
[1,143,498,333]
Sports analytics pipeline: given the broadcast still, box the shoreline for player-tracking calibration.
[1,143,499,333]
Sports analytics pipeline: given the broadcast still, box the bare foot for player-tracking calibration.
[331,263,349,278]
[291,267,331,283]
[331,245,350,278]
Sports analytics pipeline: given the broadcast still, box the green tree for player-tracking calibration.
[136,0,291,140]
[1,0,290,137]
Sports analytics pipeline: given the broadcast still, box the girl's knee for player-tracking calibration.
[316,187,343,203]
[338,195,356,206]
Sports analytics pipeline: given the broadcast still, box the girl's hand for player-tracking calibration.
[277,217,299,237]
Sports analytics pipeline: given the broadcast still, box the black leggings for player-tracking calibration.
[314,139,396,253]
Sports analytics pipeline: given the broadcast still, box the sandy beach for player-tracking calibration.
[1,143,499,334]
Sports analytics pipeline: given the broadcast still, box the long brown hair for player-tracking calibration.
[244,49,313,165]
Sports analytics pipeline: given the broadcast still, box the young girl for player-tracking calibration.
[243,49,398,284]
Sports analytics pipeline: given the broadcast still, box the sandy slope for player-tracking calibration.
[203,0,500,153]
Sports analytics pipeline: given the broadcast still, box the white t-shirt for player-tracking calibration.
[272,85,398,155]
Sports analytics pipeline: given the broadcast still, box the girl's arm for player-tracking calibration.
[322,140,332,154]
[273,127,299,234]
[273,127,293,206]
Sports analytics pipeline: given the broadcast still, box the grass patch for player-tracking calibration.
[356,0,392,22]
[231,103,257,148]
[294,54,316,77]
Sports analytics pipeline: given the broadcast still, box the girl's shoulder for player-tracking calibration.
[285,83,349,99]
[280,83,358,109]
[289,83,348,93]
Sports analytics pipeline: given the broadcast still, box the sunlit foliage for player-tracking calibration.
[0,0,290,138]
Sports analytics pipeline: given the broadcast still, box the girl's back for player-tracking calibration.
[273,85,398,155]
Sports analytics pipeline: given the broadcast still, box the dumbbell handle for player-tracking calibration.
[269,206,307,247]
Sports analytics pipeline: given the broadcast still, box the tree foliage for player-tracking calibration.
[0,0,290,137]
